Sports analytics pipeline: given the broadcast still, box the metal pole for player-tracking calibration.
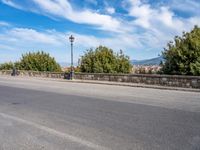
[71,42,73,80]
[69,35,74,80]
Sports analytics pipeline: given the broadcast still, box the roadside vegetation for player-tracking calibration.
[0,51,61,72]
[80,46,132,73]
[1,26,200,75]
[0,62,14,70]
[161,25,200,75]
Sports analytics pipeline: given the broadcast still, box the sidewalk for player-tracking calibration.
[1,75,200,92]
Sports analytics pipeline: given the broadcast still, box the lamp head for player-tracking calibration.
[69,35,75,43]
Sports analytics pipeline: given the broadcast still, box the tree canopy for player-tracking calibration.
[0,51,61,72]
[161,25,200,75]
[80,46,132,73]
[0,62,14,70]
[19,51,61,72]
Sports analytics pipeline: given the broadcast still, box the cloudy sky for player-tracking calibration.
[0,0,200,63]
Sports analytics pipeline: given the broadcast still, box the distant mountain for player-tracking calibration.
[131,56,163,65]
[59,62,78,67]
[59,56,163,67]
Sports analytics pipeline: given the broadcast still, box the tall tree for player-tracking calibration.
[161,25,200,75]
[80,46,132,73]
[19,51,61,72]
[0,62,14,70]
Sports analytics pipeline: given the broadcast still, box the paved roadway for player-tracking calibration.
[0,76,200,150]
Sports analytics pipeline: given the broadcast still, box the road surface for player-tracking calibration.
[0,76,200,150]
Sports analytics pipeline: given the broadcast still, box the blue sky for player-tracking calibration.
[0,0,200,63]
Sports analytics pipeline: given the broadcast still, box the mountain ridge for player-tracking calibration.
[131,56,163,65]
[59,56,164,67]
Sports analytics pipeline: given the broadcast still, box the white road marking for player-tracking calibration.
[0,112,109,150]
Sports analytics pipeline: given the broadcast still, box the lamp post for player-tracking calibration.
[69,35,75,80]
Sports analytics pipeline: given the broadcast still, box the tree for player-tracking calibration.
[19,51,61,72]
[80,46,132,73]
[116,50,132,73]
[161,25,200,75]
[0,62,14,70]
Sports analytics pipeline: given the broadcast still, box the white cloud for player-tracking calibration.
[127,0,200,30]
[1,0,200,61]
[0,21,10,27]
[1,28,64,45]
[32,0,122,32]
[170,0,200,16]
[0,27,68,62]
[189,17,200,26]
[1,0,23,9]
[1,0,123,32]
[106,7,115,14]
[0,27,145,62]
[128,0,152,28]
[72,32,142,51]
[126,0,200,40]
[128,0,177,29]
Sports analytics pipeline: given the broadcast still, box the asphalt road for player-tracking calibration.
[0,76,200,150]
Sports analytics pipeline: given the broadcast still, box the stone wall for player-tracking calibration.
[1,70,200,89]
[0,70,65,79]
[75,73,200,88]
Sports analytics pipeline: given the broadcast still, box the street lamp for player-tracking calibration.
[69,35,75,80]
